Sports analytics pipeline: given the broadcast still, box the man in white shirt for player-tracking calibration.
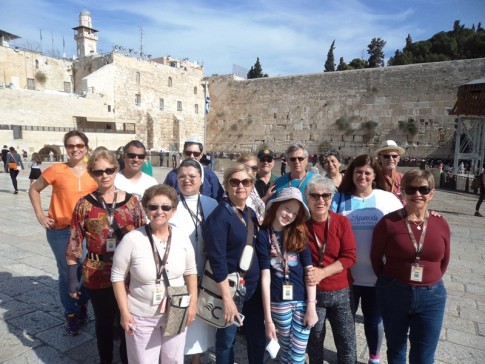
[115,140,158,201]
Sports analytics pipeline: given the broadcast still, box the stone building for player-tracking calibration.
[0,10,206,160]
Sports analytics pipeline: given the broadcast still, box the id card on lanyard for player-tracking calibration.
[93,191,118,252]
[404,209,428,283]
[270,229,293,301]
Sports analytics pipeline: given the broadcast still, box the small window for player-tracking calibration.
[195,104,199,114]
[108,105,112,112]
[135,94,141,105]
[160,98,164,110]
[13,125,22,139]
[177,101,182,112]
[64,81,71,93]
[27,78,35,90]
[136,72,140,83]
[168,77,172,87]
[194,86,197,95]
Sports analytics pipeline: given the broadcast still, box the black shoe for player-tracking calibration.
[474,211,483,217]
[78,304,89,326]
[13,190,18,194]
[65,313,80,336]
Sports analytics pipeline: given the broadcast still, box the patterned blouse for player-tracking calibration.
[66,192,145,289]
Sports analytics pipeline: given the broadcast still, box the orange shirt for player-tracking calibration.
[42,163,97,229]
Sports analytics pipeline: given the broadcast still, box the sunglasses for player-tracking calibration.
[403,186,432,195]
[91,167,116,177]
[246,165,258,172]
[147,204,174,212]
[184,150,201,158]
[309,193,333,201]
[66,143,86,151]
[289,157,306,163]
[259,158,273,163]
[228,178,253,187]
[126,152,146,159]
[381,154,399,159]
[178,174,200,181]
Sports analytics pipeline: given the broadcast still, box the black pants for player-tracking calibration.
[86,287,127,364]
[476,188,485,211]
[9,169,19,191]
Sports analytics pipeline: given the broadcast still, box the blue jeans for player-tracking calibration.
[351,285,384,357]
[376,275,447,364]
[46,227,88,316]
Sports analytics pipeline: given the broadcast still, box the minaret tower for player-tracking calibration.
[72,10,99,57]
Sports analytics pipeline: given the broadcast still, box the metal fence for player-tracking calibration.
[440,173,480,194]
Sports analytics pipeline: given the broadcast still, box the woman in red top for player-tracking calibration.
[66,149,145,364]
[305,175,357,364]
[371,170,450,364]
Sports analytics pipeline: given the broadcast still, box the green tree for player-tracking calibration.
[247,57,268,79]
[367,37,386,67]
[337,57,350,71]
[324,40,336,72]
[348,58,367,69]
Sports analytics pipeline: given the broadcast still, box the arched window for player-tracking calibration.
[194,86,197,95]
[168,77,172,87]
[195,104,199,114]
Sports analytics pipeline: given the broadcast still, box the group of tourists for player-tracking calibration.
[27,131,450,364]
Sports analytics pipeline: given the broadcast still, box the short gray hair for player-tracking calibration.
[286,143,308,158]
[305,174,336,199]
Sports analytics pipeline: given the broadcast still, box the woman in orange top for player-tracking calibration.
[29,130,97,336]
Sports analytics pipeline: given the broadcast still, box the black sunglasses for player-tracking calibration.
[91,167,116,177]
[184,150,201,158]
[147,204,174,212]
[66,143,86,150]
[381,154,399,159]
[259,157,273,163]
[126,152,146,159]
[289,157,306,163]
[403,186,432,195]
[228,178,253,187]
[309,193,333,201]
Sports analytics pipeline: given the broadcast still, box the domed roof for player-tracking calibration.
[80,9,91,16]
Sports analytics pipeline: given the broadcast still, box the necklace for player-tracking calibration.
[409,219,425,230]
[97,189,118,196]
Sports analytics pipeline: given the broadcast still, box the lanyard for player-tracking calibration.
[311,216,331,268]
[230,203,248,227]
[180,194,204,242]
[93,190,118,235]
[287,171,307,189]
[145,224,172,286]
[403,209,428,263]
[270,228,290,282]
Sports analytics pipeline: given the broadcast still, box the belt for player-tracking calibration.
[87,252,113,262]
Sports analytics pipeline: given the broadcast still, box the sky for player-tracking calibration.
[1,0,484,77]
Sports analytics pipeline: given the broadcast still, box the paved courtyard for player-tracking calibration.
[0,164,484,363]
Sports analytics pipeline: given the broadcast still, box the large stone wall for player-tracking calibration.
[206,58,485,159]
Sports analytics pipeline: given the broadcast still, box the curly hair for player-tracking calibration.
[338,154,385,195]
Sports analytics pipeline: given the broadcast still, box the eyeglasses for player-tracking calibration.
[309,193,333,201]
[184,150,201,158]
[259,158,273,163]
[228,178,253,187]
[147,204,174,212]
[178,174,200,180]
[126,152,146,159]
[66,143,86,151]
[91,167,116,177]
[403,186,432,195]
[381,154,399,159]
[289,157,306,163]
[246,165,258,172]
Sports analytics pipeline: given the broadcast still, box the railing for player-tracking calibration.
[440,173,480,194]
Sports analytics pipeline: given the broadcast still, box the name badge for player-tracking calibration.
[410,263,423,282]
[152,286,165,305]
[282,284,293,301]
[106,238,117,253]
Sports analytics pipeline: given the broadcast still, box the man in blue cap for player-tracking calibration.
[163,136,224,201]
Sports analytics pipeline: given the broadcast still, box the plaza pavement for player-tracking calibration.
[0,163,484,363]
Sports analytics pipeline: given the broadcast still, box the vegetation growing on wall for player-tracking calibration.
[398,118,419,141]
[360,120,378,144]
[335,116,355,135]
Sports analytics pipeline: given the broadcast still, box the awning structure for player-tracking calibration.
[449,78,485,174]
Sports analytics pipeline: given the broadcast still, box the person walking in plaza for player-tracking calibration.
[280,156,287,176]
[6,146,24,194]
[111,185,198,364]
[169,159,219,364]
[114,140,158,201]
[66,149,145,363]
[256,187,317,364]
[371,170,450,363]
[254,149,278,203]
[273,143,314,204]
[29,131,98,335]
[375,140,406,204]
[203,163,266,364]
[164,136,224,201]
[28,152,42,185]
[319,151,344,188]
[2,144,9,172]
[474,171,485,217]
[305,175,357,364]
[331,154,403,364]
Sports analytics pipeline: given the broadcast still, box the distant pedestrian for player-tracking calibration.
[6,147,24,194]
[2,145,9,172]
[280,156,287,175]
[172,152,177,169]
[28,152,42,185]
[22,149,28,161]
[49,150,54,162]
[159,150,164,167]
[474,172,485,217]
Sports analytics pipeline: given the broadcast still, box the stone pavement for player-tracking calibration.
[0,164,484,363]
